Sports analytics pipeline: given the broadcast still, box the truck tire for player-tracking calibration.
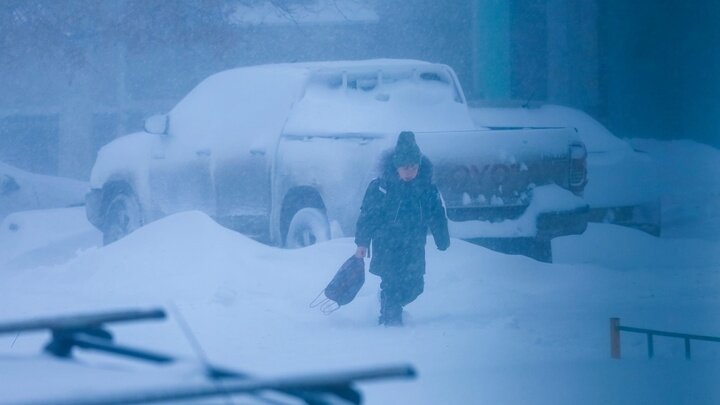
[102,191,143,245]
[285,208,330,248]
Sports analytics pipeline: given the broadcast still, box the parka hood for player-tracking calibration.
[378,149,434,185]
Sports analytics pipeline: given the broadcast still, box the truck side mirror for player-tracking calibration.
[144,114,169,135]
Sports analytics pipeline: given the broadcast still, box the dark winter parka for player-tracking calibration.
[355,151,450,277]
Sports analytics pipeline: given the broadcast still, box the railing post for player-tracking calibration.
[685,338,691,360]
[610,318,621,359]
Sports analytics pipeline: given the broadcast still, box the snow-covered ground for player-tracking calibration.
[630,139,720,241]
[0,139,718,404]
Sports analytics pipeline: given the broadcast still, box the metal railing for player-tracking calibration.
[610,317,720,359]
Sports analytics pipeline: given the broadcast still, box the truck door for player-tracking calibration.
[148,135,216,217]
[213,142,271,240]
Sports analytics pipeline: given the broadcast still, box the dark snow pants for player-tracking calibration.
[379,270,424,322]
[370,241,426,324]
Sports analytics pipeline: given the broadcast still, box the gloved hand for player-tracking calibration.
[437,241,450,251]
[355,246,368,258]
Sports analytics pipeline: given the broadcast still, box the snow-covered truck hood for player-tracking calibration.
[88,132,161,190]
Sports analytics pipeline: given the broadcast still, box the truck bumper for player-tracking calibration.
[447,204,590,241]
[587,201,661,236]
[446,184,589,241]
[458,205,589,262]
[535,204,590,240]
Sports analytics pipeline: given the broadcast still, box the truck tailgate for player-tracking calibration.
[414,128,583,219]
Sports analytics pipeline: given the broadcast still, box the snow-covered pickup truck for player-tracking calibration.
[85,59,589,261]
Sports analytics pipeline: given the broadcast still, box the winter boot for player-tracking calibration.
[383,306,403,326]
[378,294,402,326]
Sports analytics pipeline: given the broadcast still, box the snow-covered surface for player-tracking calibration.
[630,139,720,241]
[168,65,306,155]
[469,104,628,154]
[169,60,473,144]
[0,207,100,270]
[89,132,159,192]
[469,105,661,208]
[284,64,474,134]
[581,146,660,207]
[1,356,215,404]
[0,139,718,404]
[0,161,88,223]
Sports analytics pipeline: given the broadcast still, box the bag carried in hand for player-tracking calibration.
[310,256,365,314]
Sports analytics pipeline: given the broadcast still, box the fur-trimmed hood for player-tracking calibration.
[377,149,434,185]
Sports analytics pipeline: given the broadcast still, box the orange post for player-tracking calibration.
[610,317,621,359]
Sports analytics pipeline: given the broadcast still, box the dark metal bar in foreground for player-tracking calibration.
[0,308,166,335]
[7,365,417,405]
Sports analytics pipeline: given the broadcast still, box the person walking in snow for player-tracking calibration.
[354,131,450,326]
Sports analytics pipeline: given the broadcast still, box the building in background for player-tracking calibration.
[0,0,716,179]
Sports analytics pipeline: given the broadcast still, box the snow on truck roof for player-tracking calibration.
[168,59,474,152]
[204,58,450,74]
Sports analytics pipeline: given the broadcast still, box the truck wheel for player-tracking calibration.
[102,191,142,245]
[285,208,330,248]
